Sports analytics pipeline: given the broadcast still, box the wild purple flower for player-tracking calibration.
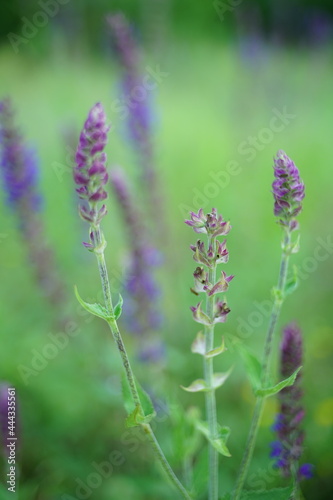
[272,150,305,227]
[74,103,109,229]
[271,323,313,482]
[107,13,153,178]
[107,12,165,240]
[0,98,65,307]
[110,167,162,340]
[0,98,40,215]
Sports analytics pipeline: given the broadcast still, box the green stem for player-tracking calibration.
[92,225,192,500]
[204,236,218,500]
[232,227,292,500]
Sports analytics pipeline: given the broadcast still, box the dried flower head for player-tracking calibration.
[272,150,305,226]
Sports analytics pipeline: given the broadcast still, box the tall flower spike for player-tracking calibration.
[0,98,66,310]
[74,103,109,229]
[107,12,166,242]
[110,167,163,358]
[272,150,305,228]
[0,98,40,215]
[271,323,313,482]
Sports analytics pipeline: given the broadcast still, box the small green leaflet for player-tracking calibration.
[181,379,207,392]
[191,333,227,358]
[121,373,156,427]
[196,420,231,457]
[206,337,227,358]
[74,286,113,321]
[113,294,123,320]
[255,366,302,398]
[181,369,232,393]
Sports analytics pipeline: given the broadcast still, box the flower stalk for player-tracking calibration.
[232,151,305,500]
[185,208,233,500]
[74,103,191,500]
[204,241,219,500]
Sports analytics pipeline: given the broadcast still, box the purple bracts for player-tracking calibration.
[0,98,40,214]
[272,150,305,222]
[271,323,313,480]
[74,103,109,225]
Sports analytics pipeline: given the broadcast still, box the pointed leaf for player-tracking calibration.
[236,344,262,390]
[205,337,227,358]
[255,366,302,398]
[181,379,208,392]
[213,368,232,389]
[191,331,206,355]
[196,420,231,457]
[74,286,113,321]
[114,294,123,320]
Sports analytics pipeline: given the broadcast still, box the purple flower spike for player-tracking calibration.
[0,98,41,213]
[272,150,305,226]
[110,167,162,337]
[74,103,110,225]
[271,323,313,482]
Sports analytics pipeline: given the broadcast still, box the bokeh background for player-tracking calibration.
[1,0,333,499]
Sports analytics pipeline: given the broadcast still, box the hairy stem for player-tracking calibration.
[92,225,192,500]
[204,235,218,500]
[232,227,292,500]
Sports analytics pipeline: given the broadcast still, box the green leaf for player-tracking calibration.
[241,486,293,500]
[236,344,262,391]
[285,265,299,296]
[213,368,232,389]
[74,286,113,321]
[113,294,123,320]
[191,331,206,355]
[122,373,156,427]
[206,337,227,358]
[196,420,231,457]
[181,379,208,392]
[255,366,302,398]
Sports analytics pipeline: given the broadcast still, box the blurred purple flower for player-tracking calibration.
[271,323,313,482]
[0,98,66,307]
[107,12,165,242]
[110,167,163,339]
[0,98,41,215]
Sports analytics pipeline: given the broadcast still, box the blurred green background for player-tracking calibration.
[0,0,333,499]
